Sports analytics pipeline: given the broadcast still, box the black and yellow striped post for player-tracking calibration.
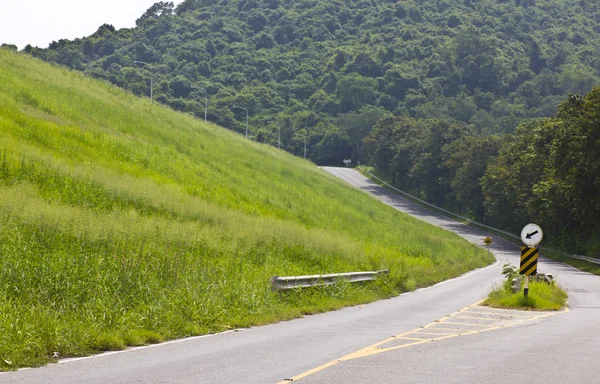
[520,246,539,297]
[520,247,538,276]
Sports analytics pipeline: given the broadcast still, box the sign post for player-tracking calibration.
[484,237,492,259]
[519,223,543,298]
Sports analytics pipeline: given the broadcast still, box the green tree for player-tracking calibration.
[443,135,501,219]
[337,73,378,113]
[338,105,388,163]
[136,2,174,26]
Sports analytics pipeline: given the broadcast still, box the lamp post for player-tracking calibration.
[232,105,248,138]
[194,86,208,121]
[302,127,309,159]
[134,61,153,103]
[269,121,281,150]
[294,131,308,159]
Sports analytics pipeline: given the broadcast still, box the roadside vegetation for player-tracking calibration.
[483,264,568,311]
[0,50,493,370]
[358,166,600,276]
[363,98,600,258]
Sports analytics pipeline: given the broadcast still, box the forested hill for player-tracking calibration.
[17,0,600,163]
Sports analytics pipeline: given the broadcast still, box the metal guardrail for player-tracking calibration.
[363,170,520,241]
[270,270,389,291]
[559,253,600,265]
[363,170,600,266]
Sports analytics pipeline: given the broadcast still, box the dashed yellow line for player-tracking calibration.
[276,303,567,383]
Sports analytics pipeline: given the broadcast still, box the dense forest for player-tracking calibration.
[16,0,600,164]
[365,87,600,256]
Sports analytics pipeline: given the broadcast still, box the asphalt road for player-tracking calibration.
[2,167,598,384]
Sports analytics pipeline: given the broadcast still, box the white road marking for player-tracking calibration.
[59,329,239,364]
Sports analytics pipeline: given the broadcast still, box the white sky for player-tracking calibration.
[0,1,184,50]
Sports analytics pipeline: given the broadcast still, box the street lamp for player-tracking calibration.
[294,130,308,159]
[194,86,208,122]
[232,105,248,138]
[268,121,281,150]
[134,61,153,103]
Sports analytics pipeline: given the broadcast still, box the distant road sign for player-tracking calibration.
[484,237,492,246]
[520,246,539,276]
[520,223,543,247]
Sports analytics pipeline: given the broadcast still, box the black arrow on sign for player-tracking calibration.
[526,230,539,239]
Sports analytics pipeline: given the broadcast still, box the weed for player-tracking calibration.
[484,264,568,310]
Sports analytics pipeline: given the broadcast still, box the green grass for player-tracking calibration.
[0,49,493,370]
[484,280,568,311]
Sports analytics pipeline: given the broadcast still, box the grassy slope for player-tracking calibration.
[0,49,493,369]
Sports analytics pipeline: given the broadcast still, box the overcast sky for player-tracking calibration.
[0,1,185,50]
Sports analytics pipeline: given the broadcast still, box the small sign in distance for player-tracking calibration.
[484,237,492,246]
[520,223,543,247]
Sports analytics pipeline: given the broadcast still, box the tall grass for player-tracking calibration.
[0,49,493,369]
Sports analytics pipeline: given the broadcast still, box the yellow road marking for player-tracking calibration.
[412,331,459,336]
[438,321,493,327]
[276,304,567,383]
[277,360,340,383]
[425,327,479,334]
[451,315,506,322]
[462,310,538,318]
[467,305,513,311]
[415,328,458,334]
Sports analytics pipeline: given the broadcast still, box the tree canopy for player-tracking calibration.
[365,87,600,257]
[22,0,600,164]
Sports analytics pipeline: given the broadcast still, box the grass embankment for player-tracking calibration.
[0,49,493,370]
[484,281,568,311]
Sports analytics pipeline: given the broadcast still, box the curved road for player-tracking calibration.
[2,167,599,383]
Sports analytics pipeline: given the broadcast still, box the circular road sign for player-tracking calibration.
[521,223,543,247]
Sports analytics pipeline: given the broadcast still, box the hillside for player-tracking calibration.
[0,49,492,369]
[16,0,600,164]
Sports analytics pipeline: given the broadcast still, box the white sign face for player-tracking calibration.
[521,223,543,247]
